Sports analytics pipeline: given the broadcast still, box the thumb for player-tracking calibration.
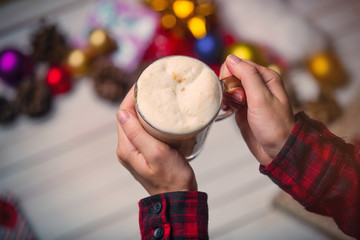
[117,109,162,157]
[225,55,272,105]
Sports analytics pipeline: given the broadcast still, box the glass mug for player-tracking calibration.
[134,56,242,160]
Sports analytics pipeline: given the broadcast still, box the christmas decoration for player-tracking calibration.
[30,20,70,65]
[66,49,88,75]
[46,66,72,95]
[307,50,347,88]
[88,0,158,72]
[303,89,342,124]
[144,0,217,39]
[226,43,266,66]
[195,32,223,64]
[0,197,17,228]
[0,0,350,126]
[13,79,52,117]
[143,29,194,61]
[0,49,32,87]
[0,97,17,124]
[88,29,117,57]
[90,59,128,102]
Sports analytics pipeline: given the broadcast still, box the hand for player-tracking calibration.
[220,55,295,166]
[116,84,197,195]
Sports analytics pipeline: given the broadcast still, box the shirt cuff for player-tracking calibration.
[139,191,208,240]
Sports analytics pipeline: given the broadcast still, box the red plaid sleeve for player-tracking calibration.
[139,191,208,240]
[260,112,360,238]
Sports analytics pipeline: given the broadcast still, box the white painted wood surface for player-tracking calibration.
[1,0,359,239]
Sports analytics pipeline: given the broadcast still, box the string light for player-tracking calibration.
[162,14,177,29]
[187,16,207,39]
[173,0,195,19]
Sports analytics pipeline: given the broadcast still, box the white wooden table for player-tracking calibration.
[1,0,359,239]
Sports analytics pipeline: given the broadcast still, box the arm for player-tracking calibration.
[116,85,208,239]
[221,54,360,238]
[261,112,360,238]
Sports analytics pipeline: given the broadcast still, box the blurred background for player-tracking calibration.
[0,0,359,239]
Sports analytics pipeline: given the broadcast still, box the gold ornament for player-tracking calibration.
[267,64,282,76]
[307,51,347,88]
[88,29,116,56]
[227,43,265,65]
[67,49,88,74]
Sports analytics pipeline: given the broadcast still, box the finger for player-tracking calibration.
[219,62,232,79]
[119,84,136,112]
[117,108,168,161]
[116,119,149,175]
[225,55,271,99]
[226,56,289,103]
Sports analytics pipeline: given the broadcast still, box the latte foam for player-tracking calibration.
[136,56,222,134]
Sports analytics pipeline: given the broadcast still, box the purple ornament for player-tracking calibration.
[0,49,32,87]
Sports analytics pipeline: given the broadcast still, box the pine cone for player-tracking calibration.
[30,20,70,64]
[0,97,17,124]
[91,60,128,102]
[14,79,52,117]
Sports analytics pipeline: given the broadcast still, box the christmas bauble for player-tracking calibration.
[195,33,223,64]
[226,43,265,65]
[46,66,72,95]
[307,51,346,87]
[0,49,32,87]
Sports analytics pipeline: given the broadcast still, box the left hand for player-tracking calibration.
[116,84,198,195]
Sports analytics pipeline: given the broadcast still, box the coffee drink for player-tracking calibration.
[135,55,235,160]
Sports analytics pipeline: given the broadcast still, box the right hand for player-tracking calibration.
[220,55,295,166]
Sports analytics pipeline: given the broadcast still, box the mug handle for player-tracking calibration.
[215,76,244,121]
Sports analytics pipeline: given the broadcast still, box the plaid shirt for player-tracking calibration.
[139,112,360,239]
[139,191,208,239]
[261,112,360,238]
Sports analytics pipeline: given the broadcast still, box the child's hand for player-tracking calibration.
[116,85,197,195]
[220,55,295,166]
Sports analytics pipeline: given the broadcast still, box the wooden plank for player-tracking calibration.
[215,208,330,240]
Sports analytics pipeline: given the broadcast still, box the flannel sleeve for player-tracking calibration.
[260,111,360,238]
[139,191,208,240]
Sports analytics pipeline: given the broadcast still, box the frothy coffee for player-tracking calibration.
[136,56,222,134]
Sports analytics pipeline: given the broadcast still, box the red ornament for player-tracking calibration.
[0,198,17,228]
[208,63,221,76]
[222,32,236,47]
[46,66,72,95]
[143,29,194,61]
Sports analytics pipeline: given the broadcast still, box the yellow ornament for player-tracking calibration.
[88,29,116,56]
[67,49,88,74]
[307,51,347,87]
[227,43,265,65]
[267,64,282,76]
[173,0,195,19]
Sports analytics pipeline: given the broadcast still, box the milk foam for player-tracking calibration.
[136,56,222,134]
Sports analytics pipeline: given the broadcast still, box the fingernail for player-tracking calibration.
[232,91,243,102]
[117,110,130,125]
[229,88,245,104]
[228,54,241,64]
